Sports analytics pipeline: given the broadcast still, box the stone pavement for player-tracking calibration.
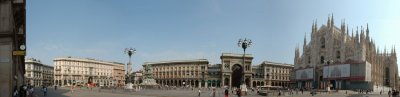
[30,87,394,97]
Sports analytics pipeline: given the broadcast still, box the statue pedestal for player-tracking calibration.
[240,84,247,90]
[240,84,248,96]
[126,83,134,89]
[139,79,159,89]
[140,79,158,85]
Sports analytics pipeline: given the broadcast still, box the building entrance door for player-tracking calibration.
[231,64,243,88]
[330,80,336,90]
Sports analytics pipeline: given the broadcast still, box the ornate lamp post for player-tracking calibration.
[124,48,136,86]
[238,38,252,88]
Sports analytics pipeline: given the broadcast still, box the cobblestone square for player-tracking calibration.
[31,87,394,97]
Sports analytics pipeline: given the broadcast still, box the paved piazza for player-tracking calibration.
[30,87,393,97]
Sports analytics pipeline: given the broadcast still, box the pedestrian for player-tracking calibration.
[290,89,293,95]
[29,86,34,97]
[13,86,18,97]
[198,89,201,97]
[19,85,25,97]
[23,84,27,96]
[279,90,282,96]
[70,85,74,93]
[381,90,382,95]
[301,88,304,94]
[43,87,47,96]
[225,88,229,97]
[237,89,241,97]
[55,85,57,90]
[211,88,216,97]
[389,90,392,97]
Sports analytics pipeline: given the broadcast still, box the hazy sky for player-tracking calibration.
[27,0,400,72]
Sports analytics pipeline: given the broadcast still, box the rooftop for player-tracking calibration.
[143,59,209,65]
[54,57,124,66]
[261,61,294,67]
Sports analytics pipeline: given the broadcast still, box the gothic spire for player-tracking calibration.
[356,26,359,43]
[366,23,370,40]
[341,19,345,34]
[327,14,331,28]
[315,19,318,32]
[391,45,394,55]
[384,46,387,56]
[304,32,307,47]
[393,45,397,56]
[352,28,354,37]
[312,20,315,33]
[346,24,349,35]
[331,13,334,27]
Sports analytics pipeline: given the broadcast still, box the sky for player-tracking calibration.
[26,0,400,72]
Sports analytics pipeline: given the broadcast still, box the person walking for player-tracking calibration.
[211,88,216,97]
[29,86,34,97]
[389,90,392,97]
[301,88,304,94]
[13,87,18,97]
[43,87,47,96]
[238,89,242,97]
[198,89,201,97]
[70,85,74,94]
[225,88,229,97]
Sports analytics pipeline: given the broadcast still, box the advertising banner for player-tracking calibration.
[296,68,313,80]
[323,64,350,79]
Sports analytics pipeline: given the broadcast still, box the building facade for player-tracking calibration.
[131,70,143,85]
[0,0,26,96]
[144,53,293,88]
[146,59,210,87]
[113,65,125,86]
[25,58,54,87]
[252,61,293,88]
[54,57,125,87]
[294,14,398,91]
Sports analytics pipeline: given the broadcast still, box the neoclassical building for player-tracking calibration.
[25,58,54,87]
[294,14,398,90]
[145,53,293,88]
[54,57,125,87]
[146,59,210,87]
[252,61,293,88]
[113,64,126,85]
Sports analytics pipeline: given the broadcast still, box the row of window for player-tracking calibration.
[224,64,251,71]
[153,65,206,72]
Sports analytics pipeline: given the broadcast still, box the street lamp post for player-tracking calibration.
[124,48,136,88]
[238,38,252,89]
[324,60,333,90]
[68,67,72,86]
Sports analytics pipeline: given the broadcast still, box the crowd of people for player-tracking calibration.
[13,84,48,97]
